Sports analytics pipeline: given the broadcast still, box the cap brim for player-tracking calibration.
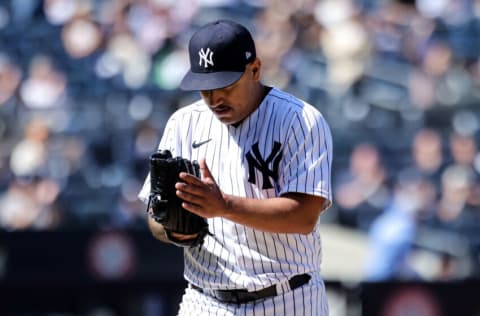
[180,71,243,91]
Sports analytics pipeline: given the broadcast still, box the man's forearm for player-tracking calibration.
[222,193,328,234]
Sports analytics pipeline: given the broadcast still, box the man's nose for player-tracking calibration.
[203,89,224,107]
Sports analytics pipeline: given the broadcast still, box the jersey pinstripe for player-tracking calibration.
[139,87,333,294]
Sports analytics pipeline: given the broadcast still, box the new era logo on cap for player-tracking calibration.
[180,20,256,91]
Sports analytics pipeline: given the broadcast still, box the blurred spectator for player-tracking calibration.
[363,170,436,281]
[9,118,49,178]
[43,0,80,25]
[403,128,445,207]
[408,41,454,110]
[435,132,480,225]
[436,164,474,223]
[0,175,62,230]
[0,118,62,230]
[152,47,190,90]
[124,0,199,54]
[0,177,45,230]
[0,54,22,105]
[411,128,444,178]
[61,16,103,58]
[450,132,478,169]
[316,0,372,95]
[449,133,480,208]
[416,0,474,27]
[334,142,391,229]
[365,0,435,61]
[19,55,67,109]
[253,3,297,88]
[102,31,152,88]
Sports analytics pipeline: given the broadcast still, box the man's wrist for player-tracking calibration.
[222,193,239,219]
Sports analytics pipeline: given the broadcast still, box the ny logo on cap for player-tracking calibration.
[198,48,214,68]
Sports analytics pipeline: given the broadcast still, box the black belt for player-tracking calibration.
[190,273,311,304]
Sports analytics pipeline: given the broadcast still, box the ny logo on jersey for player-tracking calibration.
[198,48,214,68]
[246,142,282,189]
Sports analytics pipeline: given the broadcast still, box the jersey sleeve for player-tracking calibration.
[137,114,180,204]
[278,107,333,208]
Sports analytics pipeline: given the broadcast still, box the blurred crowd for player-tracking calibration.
[0,0,480,280]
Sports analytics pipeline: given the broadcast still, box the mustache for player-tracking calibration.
[210,104,230,110]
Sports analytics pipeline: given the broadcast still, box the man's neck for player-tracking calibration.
[230,84,271,128]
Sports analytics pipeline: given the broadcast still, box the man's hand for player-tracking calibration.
[175,159,228,218]
[175,159,328,234]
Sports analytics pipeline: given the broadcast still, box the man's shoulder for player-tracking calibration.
[169,99,210,119]
[267,88,322,117]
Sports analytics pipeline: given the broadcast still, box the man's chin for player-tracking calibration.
[215,114,237,125]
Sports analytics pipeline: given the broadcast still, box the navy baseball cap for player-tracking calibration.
[180,20,256,91]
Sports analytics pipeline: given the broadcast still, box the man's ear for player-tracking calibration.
[250,58,261,80]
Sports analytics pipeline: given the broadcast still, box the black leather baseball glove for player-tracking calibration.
[147,149,209,247]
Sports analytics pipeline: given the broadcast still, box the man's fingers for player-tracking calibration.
[176,188,204,205]
[178,159,215,186]
[179,172,202,184]
[200,159,214,180]
[181,202,204,216]
[175,181,204,196]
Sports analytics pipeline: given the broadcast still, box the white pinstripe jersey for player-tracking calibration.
[139,87,333,292]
